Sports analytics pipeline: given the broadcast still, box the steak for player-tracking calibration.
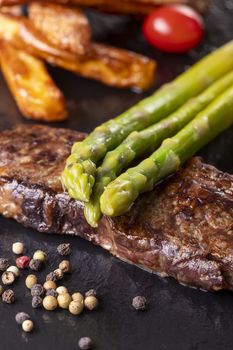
[0,124,233,291]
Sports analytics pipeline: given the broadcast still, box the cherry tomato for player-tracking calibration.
[143,5,204,53]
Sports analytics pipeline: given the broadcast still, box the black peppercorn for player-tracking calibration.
[29,259,43,271]
[15,312,30,325]
[46,288,58,298]
[78,337,93,350]
[46,272,57,282]
[132,296,147,311]
[31,284,45,297]
[57,243,71,256]
[2,289,14,303]
[85,289,97,298]
[32,295,43,308]
[0,258,9,271]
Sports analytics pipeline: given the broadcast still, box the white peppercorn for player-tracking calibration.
[2,271,15,285]
[69,300,84,315]
[57,243,70,256]
[54,268,63,280]
[43,280,57,291]
[32,296,43,308]
[84,296,99,311]
[2,289,14,303]
[31,284,45,297]
[29,259,43,271]
[33,250,47,262]
[59,260,71,273]
[72,292,84,303]
[0,285,3,296]
[43,295,58,311]
[15,312,30,325]
[78,337,93,350]
[57,293,72,309]
[46,289,58,298]
[26,275,37,289]
[56,286,68,295]
[132,296,147,311]
[22,320,34,332]
[7,266,20,277]
[0,258,9,271]
[12,242,24,255]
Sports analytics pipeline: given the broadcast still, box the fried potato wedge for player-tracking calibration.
[28,2,91,56]
[0,0,211,14]
[0,41,68,121]
[0,14,156,90]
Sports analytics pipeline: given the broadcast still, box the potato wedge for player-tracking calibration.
[0,14,156,90]
[28,2,91,56]
[0,41,68,121]
[0,0,211,14]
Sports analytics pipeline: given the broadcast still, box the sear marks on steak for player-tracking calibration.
[0,125,232,291]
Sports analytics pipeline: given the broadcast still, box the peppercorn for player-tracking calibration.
[54,268,63,280]
[59,260,71,273]
[29,259,43,271]
[72,292,84,303]
[69,300,84,315]
[31,284,45,297]
[32,295,43,308]
[46,289,58,298]
[56,286,68,295]
[22,320,34,332]
[78,337,93,350]
[15,312,30,325]
[7,266,20,277]
[46,272,57,282]
[0,285,3,296]
[85,289,97,298]
[43,280,57,291]
[57,243,71,256]
[43,295,58,311]
[16,256,30,269]
[132,296,147,311]
[57,293,72,309]
[2,271,15,285]
[2,289,14,303]
[12,242,24,255]
[33,250,47,262]
[25,274,37,289]
[84,296,99,311]
[0,258,9,271]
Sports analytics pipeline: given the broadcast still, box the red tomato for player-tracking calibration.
[143,5,204,53]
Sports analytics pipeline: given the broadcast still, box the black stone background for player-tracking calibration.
[0,1,233,349]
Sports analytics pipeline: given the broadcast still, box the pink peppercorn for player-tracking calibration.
[16,256,30,269]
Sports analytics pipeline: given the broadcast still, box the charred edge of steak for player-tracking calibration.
[0,125,233,292]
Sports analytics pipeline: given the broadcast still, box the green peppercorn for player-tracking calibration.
[25,274,37,289]
[57,293,72,309]
[69,300,84,315]
[84,296,99,311]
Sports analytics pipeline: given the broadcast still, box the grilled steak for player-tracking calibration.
[0,125,232,291]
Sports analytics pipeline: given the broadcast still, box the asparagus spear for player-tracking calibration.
[100,85,233,217]
[84,71,233,226]
[62,41,233,202]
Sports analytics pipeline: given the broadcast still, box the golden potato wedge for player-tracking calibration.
[28,2,91,56]
[0,0,211,14]
[0,41,68,121]
[0,14,156,90]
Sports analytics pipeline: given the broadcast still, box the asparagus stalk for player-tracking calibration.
[62,41,233,202]
[100,84,233,217]
[84,71,233,226]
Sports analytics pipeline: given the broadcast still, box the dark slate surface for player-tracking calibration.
[0,1,233,349]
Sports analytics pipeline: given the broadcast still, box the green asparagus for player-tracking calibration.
[62,41,233,202]
[84,71,233,227]
[100,84,233,217]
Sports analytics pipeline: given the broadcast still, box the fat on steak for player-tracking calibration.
[0,125,232,291]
